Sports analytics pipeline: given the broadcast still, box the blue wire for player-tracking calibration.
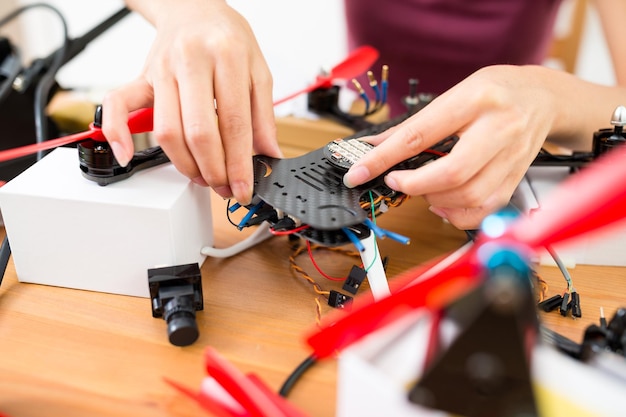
[228,201,242,213]
[360,93,371,113]
[363,218,410,245]
[371,85,381,105]
[363,218,386,239]
[381,80,388,104]
[342,227,365,252]
[237,201,264,230]
[383,229,411,245]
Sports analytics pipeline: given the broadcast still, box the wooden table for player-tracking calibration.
[0,190,624,417]
[1,113,625,416]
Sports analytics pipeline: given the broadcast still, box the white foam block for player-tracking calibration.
[0,147,213,297]
[513,166,626,267]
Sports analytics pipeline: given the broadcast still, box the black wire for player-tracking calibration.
[521,175,576,291]
[33,6,131,160]
[278,353,318,397]
[31,7,70,161]
[0,4,67,109]
[540,325,583,359]
[464,229,478,242]
[0,43,21,103]
[225,199,240,228]
[0,4,71,160]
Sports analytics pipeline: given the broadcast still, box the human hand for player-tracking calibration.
[343,65,561,230]
[102,0,281,204]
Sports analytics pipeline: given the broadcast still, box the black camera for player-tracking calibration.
[148,263,204,347]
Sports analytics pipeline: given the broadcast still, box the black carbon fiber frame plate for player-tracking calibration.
[252,147,372,230]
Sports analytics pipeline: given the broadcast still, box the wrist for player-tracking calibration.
[125,0,226,27]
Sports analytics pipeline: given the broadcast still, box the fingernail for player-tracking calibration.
[384,174,399,191]
[343,165,370,188]
[110,141,130,167]
[214,185,233,200]
[231,181,252,205]
[428,206,448,220]
[191,176,209,187]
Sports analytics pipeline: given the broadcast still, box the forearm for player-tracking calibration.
[525,65,626,150]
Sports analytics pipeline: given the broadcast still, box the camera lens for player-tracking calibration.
[163,296,199,347]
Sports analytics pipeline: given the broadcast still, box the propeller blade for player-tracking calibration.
[305,146,626,360]
[0,107,154,164]
[273,45,379,106]
[204,347,290,417]
[507,145,626,249]
[164,377,246,417]
[306,246,480,359]
[0,128,101,163]
[273,84,322,106]
[2,46,377,162]
[328,45,379,81]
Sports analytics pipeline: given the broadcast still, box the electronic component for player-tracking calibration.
[328,290,353,309]
[78,139,170,186]
[325,138,374,170]
[570,291,582,318]
[342,265,367,295]
[76,105,165,186]
[148,263,204,347]
[593,105,626,156]
[251,131,457,235]
[580,308,626,360]
[560,292,570,316]
[538,294,563,312]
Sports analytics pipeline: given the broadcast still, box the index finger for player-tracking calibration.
[101,78,155,167]
[343,92,468,187]
[214,52,255,205]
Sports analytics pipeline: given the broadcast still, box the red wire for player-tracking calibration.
[306,240,347,282]
[269,224,310,235]
[423,149,447,157]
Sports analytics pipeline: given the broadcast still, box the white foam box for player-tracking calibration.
[511,165,626,267]
[0,147,213,298]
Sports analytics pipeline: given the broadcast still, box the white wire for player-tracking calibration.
[200,221,274,258]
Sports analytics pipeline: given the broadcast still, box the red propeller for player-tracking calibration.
[0,46,379,165]
[166,346,309,417]
[306,144,626,359]
[0,107,154,164]
[273,45,379,106]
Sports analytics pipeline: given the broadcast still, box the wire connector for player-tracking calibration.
[342,265,366,295]
[570,291,582,318]
[538,294,563,312]
[560,292,570,316]
[328,290,353,309]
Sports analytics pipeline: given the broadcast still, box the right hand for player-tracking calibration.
[103,0,282,204]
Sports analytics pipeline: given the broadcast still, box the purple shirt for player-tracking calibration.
[344,0,562,115]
